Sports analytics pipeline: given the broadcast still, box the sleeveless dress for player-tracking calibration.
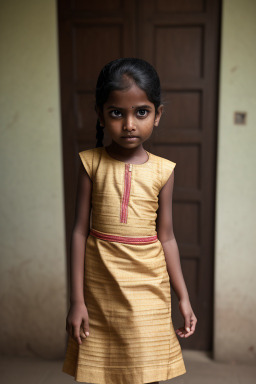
[62,146,186,384]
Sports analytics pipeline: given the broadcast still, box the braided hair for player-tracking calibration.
[95,58,162,148]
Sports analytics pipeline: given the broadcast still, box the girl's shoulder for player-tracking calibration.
[148,152,176,190]
[149,151,176,168]
[79,146,102,158]
[78,147,103,180]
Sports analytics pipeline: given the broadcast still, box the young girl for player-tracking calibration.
[62,58,197,384]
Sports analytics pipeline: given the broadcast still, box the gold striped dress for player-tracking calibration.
[62,146,186,384]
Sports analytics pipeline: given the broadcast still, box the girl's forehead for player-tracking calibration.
[104,84,153,108]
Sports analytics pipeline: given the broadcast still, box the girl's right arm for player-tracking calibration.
[66,162,92,345]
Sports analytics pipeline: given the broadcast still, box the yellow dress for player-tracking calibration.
[62,146,186,384]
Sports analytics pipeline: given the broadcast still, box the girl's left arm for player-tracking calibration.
[156,170,197,338]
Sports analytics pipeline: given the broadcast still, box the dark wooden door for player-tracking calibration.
[58,0,220,350]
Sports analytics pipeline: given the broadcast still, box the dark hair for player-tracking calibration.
[95,58,161,147]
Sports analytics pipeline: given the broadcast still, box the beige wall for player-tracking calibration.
[214,0,256,363]
[0,0,67,357]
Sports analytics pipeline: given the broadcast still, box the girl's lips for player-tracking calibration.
[121,136,138,139]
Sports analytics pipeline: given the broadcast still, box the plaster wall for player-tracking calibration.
[214,0,256,363]
[0,0,67,357]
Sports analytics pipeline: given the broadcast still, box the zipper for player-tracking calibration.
[120,163,132,223]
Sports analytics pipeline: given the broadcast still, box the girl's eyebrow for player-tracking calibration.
[107,105,153,110]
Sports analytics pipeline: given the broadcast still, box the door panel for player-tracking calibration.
[155,26,203,79]
[73,25,124,87]
[160,91,202,131]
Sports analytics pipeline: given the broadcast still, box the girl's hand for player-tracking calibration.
[66,302,90,345]
[175,298,197,338]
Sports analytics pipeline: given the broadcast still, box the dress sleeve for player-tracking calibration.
[160,158,176,189]
[78,149,94,180]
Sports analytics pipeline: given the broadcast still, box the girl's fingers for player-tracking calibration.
[176,331,184,338]
[73,325,82,345]
[175,323,196,338]
[175,327,186,337]
[184,314,191,333]
[175,311,197,338]
[184,326,196,337]
[80,329,87,338]
[190,316,197,332]
[82,317,90,337]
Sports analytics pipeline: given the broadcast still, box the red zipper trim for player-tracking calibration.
[120,163,132,223]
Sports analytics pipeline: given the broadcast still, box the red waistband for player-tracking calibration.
[89,228,158,245]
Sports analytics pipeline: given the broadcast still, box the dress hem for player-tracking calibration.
[62,360,186,384]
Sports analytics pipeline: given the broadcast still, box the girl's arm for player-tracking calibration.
[66,162,92,345]
[156,170,197,338]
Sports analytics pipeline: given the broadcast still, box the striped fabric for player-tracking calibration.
[62,147,186,384]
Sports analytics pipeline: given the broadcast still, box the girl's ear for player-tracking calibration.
[154,104,163,127]
[96,107,105,127]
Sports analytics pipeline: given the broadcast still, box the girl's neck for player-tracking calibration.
[105,142,148,164]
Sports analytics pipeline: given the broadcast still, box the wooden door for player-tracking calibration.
[57,0,220,350]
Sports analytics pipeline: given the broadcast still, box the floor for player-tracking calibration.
[0,351,255,384]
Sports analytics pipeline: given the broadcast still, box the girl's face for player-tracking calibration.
[98,83,163,150]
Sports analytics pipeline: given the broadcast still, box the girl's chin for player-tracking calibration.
[109,139,145,149]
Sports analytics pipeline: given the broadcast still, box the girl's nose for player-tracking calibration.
[123,116,136,131]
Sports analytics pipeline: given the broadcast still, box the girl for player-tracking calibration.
[62,58,197,384]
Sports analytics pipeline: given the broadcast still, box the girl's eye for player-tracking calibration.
[110,110,122,118]
[137,109,148,117]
